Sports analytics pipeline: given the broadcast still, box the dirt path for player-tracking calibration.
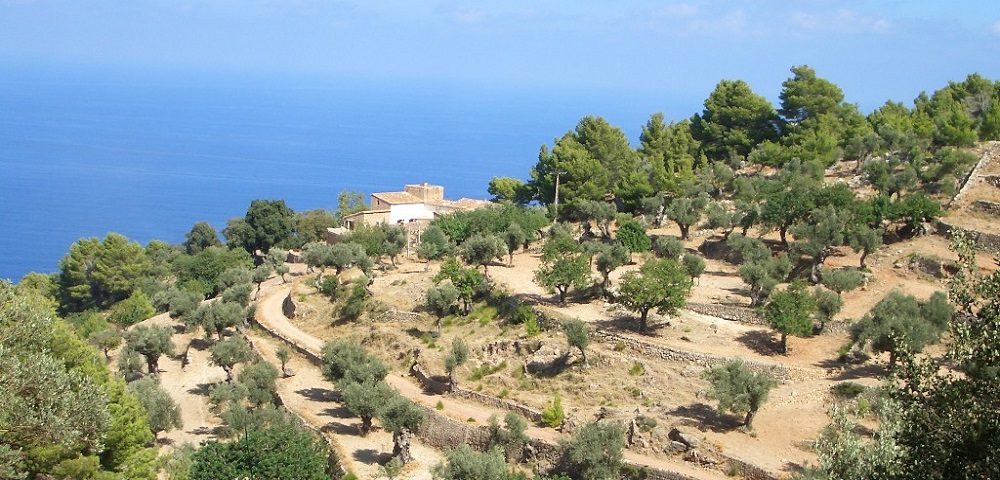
[256,283,728,480]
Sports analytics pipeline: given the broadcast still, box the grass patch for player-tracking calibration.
[435,400,444,410]
[614,341,626,352]
[468,361,508,381]
[628,361,645,376]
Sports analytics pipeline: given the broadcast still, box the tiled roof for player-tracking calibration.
[371,191,422,204]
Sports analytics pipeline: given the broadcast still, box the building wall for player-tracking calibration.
[405,184,444,204]
[389,203,435,224]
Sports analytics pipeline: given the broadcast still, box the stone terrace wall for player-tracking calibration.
[972,200,1000,217]
[684,302,766,326]
[592,329,794,382]
[952,141,1000,204]
[410,362,544,423]
[936,220,1000,255]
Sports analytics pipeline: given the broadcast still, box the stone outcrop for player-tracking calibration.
[282,291,297,318]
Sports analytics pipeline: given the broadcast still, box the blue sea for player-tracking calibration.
[0,67,699,281]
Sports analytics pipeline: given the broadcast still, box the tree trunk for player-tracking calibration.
[103,348,112,362]
[509,252,514,267]
[579,347,587,367]
[393,428,413,464]
[744,409,757,429]
[859,249,869,269]
[780,332,788,354]
[678,223,690,240]
[255,282,263,300]
[558,287,567,304]
[639,310,649,332]
[888,349,897,369]
[779,226,788,246]
[360,416,373,436]
[146,355,158,375]
[224,366,234,383]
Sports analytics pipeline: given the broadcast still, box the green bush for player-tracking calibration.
[510,303,535,325]
[107,290,156,327]
[525,316,541,337]
[541,394,565,428]
[830,382,867,399]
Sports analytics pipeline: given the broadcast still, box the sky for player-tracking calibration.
[1,0,1000,110]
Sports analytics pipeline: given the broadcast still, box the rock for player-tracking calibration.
[664,441,688,454]
[680,335,692,342]
[281,291,297,318]
[525,344,567,374]
[282,367,296,377]
[669,427,700,449]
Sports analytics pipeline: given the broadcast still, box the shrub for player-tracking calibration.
[107,290,156,327]
[616,219,651,253]
[541,394,565,428]
[510,304,535,325]
[830,382,867,400]
[525,316,541,337]
[653,235,685,259]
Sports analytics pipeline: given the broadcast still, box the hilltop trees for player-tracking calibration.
[640,114,699,193]
[615,258,693,331]
[58,233,152,312]
[691,79,780,163]
[184,221,222,254]
[224,199,296,254]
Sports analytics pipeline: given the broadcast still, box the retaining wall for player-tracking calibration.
[935,220,1000,255]
[972,200,1000,217]
[410,362,545,423]
[592,329,794,382]
[684,302,766,325]
[952,141,1000,205]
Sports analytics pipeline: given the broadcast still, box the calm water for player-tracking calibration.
[0,68,698,280]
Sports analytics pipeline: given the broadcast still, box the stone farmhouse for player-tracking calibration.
[340,183,489,230]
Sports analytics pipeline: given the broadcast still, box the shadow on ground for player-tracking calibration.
[735,330,782,357]
[296,387,340,403]
[669,403,743,433]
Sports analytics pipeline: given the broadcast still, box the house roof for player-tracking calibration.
[371,191,422,204]
[342,209,390,220]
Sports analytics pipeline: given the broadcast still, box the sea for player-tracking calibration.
[0,66,700,281]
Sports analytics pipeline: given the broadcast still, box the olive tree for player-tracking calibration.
[123,324,175,374]
[128,377,182,438]
[703,360,776,429]
[563,318,590,366]
[615,258,693,332]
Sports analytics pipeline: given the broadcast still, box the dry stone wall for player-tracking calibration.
[972,200,1000,217]
[936,220,1000,255]
[952,141,1000,204]
[684,302,766,325]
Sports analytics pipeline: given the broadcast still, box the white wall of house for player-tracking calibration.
[389,203,435,224]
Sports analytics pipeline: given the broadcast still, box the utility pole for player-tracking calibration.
[553,169,561,224]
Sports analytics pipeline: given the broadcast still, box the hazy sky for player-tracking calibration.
[2,1,999,109]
